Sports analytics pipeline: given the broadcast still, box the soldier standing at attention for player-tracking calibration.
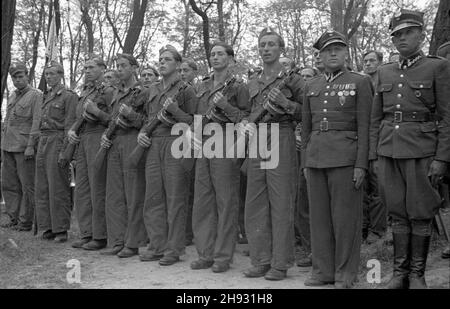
[190,42,250,273]
[302,31,372,288]
[137,45,197,266]
[99,53,148,258]
[370,10,450,289]
[1,63,42,232]
[69,57,114,250]
[242,28,304,281]
[35,61,78,242]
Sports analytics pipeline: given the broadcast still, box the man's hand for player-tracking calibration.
[212,92,228,110]
[238,120,256,137]
[268,88,289,110]
[370,159,379,175]
[353,167,366,190]
[295,135,302,152]
[68,129,81,145]
[303,168,308,182]
[115,116,129,129]
[57,152,69,168]
[119,104,133,118]
[100,134,112,150]
[428,160,448,187]
[24,147,34,160]
[163,97,178,114]
[137,132,152,148]
[84,99,99,116]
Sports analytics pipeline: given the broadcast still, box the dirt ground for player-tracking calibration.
[1,203,449,289]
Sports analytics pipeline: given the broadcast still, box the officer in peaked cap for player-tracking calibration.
[370,9,450,289]
[302,29,373,288]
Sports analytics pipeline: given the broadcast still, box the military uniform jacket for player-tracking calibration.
[108,81,148,132]
[75,79,114,133]
[369,53,450,162]
[196,72,251,124]
[247,69,304,125]
[301,68,372,169]
[144,77,197,137]
[2,86,42,152]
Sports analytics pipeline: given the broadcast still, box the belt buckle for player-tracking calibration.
[394,111,402,123]
[319,120,329,131]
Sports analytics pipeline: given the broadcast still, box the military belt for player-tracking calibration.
[384,111,433,123]
[312,121,356,132]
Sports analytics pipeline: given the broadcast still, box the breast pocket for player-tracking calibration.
[49,102,65,120]
[407,80,434,108]
[14,101,32,119]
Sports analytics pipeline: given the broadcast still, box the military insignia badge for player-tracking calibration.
[339,95,346,106]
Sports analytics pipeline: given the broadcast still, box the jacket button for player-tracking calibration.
[397,94,402,98]
[323,109,327,112]
[396,104,401,109]
[400,74,404,78]
[398,83,403,88]
[395,125,400,130]
[326,86,330,89]
[324,100,328,104]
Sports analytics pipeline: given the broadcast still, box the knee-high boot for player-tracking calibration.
[409,234,431,289]
[386,233,410,289]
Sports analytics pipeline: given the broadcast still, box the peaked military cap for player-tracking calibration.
[258,26,285,48]
[9,62,28,76]
[437,41,450,58]
[389,9,424,35]
[46,60,64,74]
[116,53,138,66]
[313,30,347,51]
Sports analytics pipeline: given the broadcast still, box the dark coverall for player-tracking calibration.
[35,85,78,233]
[245,70,304,271]
[73,80,114,240]
[192,73,250,265]
[301,69,372,285]
[143,78,197,259]
[1,86,42,228]
[105,83,148,249]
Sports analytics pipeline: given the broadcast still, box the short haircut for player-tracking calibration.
[141,65,160,77]
[46,61,64,75]
[210,41,235,58]
[258,27,285,49]
[181,58,198,71]
[159,45,182,62]
[116,53,138,66]
[363,50,383,63]
[85,55,107,69]
[280,56,296,69]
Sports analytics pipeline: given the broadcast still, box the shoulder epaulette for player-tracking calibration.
[426,55,446,60]
[349,71,367,77]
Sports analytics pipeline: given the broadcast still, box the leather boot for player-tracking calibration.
[409,234,431,289]
[386,233,410,289]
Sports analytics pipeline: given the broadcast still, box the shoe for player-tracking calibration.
[82,239,107,251]
[408,234,431,289]
[185,239,194,246]
[297,254,312,267]
[1,221,18,228]
[442,246,450,259]
[366,232,383,245]
[17,225,32,232]
[100,245,124,256]
[54,232,68,243]
[117,247,138,258]
[386,233,410,289]
[159,256,180,266]
[264,268,287,281]
[140,252,164,262]
[42,230,56,240]
[304,277,334,286]
[237,236,248,244]
[243,264,271,278]
[191,260,214,270]
[72,237,92,249]
[212,262,230,273]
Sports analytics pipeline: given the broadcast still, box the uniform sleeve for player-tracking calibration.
[354,75,372,170]
[65,92,79,133]
[171,86,197,125]
[434,59,450,162]
[286,74,304,122]
[221,82,251,123]
[95,87,115,125]
[27,90,43,149]
[300,83,311,169]
[127,89,149,129]
[369,71,384,161]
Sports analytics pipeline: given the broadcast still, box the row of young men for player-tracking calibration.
[2,8,449,288]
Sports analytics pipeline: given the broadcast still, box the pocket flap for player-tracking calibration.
[378,84,393,92]
[306,89,320,97]
[408,80,432,89]
[420,122,437,133]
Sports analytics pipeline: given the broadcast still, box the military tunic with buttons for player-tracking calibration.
[104,82,148,249]
[142,77,197,259]
[192,72,250,265]
[301,68,372,285]
[73,80,114,241]
[35,84,78,234]
[369,53,450,226]
[1,86,42,229]
[245,68,303,271]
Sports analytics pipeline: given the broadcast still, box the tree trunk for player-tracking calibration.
[182,0,191,56]
[29,0,46,85]
[122,0,149,54]
[217,0,225,42]
[189,0,211,66]
[429,0,450,55]
[1,0,16,108]
[80,0,94,54]
[329,0,344,33]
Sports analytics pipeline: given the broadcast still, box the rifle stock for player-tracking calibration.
[93,121,118,171]
[62,118,86,161]
[127,116,161,168]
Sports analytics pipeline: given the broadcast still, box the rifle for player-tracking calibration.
[227,68,300,159]
[127,83,188,168]
[61,117,86,161]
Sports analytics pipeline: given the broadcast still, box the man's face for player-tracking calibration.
[391,27,424,58]
[141,69,158,86]
[45,67,63,88]
[11,72,29,90]
[179,63,196,83]
[210,45,231,72]
[320,43,347,72]
[301,68,315,81]
[84,60,103,83]
[159,51,179,77]
[314,51,325,71]
[116,58,135,81]
[363,52,381,75]
[279,57,293,71]
[258,34,282,65]
[104,72,119,87]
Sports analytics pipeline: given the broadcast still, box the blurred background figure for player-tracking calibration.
[279,56,296,71]
[179,57,198,85]
[140,65,159,88]
[300,66,317,81]
[363,50,383,87]
[103,69,120,88]
[388,52,400,63]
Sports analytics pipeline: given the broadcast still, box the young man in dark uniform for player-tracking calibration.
[370,10,450,289]
[302,31,372,288]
